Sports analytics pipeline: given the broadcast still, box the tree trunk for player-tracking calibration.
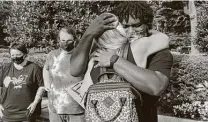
[188,0,199,55]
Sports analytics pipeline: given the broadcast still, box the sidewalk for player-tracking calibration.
[158,115,207,122]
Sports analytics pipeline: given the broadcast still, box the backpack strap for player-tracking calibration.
[123,43,130,60]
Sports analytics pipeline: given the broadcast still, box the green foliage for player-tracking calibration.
[168,33,191,49]
[195,2,208,53]
[0,1,193,50]
[152,1,190,35]
[0,1,12,46]
[159,53,208,120]
[150,1,191,50]
[3,1,116,49]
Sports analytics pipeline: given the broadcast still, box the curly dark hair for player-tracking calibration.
[111,1,154,29]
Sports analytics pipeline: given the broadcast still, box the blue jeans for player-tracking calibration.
[48,108,85,122]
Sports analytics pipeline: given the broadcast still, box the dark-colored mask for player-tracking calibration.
[60,42,74,52]
[11,56,24,64]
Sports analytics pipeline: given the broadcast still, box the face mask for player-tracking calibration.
[60,42,74,52]
[12,56,24,64]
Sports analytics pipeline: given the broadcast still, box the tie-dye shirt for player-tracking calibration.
[45,49,84,114]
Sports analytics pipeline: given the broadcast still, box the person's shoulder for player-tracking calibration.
[47,49,61,57]
[156,48,171,54]
[151,48,173,60]
[27,61,42,70]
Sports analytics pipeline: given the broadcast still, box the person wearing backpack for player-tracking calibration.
[71,1,173,122]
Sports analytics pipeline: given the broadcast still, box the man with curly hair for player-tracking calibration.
[71,1,173,122]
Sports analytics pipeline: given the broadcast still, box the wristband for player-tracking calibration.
[110,55,119,68]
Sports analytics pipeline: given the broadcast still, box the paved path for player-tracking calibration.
[158,115,207,122]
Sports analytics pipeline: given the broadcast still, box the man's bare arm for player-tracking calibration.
[114,57,169,96]
[70,33,95,77]
[70,13,117,77]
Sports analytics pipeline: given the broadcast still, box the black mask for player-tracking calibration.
[60,42,74,52]
[12,56,24,64]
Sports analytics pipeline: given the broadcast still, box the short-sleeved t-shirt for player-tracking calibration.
[90,46,173,122]
[1,61,43,122]
[136,48,173,122]
[45,49,84,114]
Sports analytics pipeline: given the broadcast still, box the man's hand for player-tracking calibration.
[92,49,116,68]
[0,104,4,118]
[27,102,38,117]
[86,13,118,38]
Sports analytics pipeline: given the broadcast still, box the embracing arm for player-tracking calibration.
[131,31,169,68]
[113,51,172,96]
[146,30,170,55]
[70,33,95,77]
[70,13,117,77]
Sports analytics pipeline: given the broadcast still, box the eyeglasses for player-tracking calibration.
[123,22,143,29]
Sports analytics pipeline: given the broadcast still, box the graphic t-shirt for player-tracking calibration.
[45,49,84,114]
[1,61,43,121]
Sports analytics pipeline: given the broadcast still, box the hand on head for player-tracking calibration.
[86,13,118,38]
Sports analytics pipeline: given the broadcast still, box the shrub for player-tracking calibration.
[159,53,208,120]
[27,54,46,68]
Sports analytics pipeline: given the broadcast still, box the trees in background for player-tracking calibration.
[3,1,116,50]
[195,1,208,53]
[186,0,199,54]
[0,1,12,46]
[1,1,208,54]
[150,1,191,50]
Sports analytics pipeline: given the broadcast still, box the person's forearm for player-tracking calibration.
[113,57,168,96]
[70,32,95,76]
[0,87,2,95]
[33,87,45,103]
[43,66,51,89]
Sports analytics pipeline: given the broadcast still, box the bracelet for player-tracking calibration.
[110,55,119,68]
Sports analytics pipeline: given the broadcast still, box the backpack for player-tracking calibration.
[85,44,142,122]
